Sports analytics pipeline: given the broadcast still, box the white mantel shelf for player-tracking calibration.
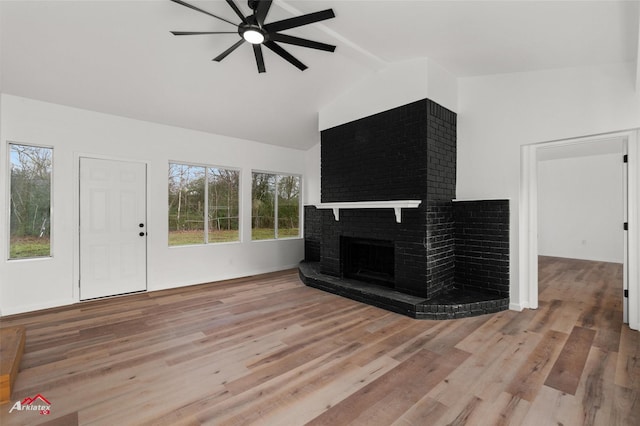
[315,200,422,223]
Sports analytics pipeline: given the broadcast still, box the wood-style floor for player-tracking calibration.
[0,256,637,425]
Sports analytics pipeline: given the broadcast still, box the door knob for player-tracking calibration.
[139,223,144,228]
[139,232,145,237]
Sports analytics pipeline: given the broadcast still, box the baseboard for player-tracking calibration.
[509,302,526,312]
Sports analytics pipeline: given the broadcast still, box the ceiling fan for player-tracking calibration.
[170,0,336,73]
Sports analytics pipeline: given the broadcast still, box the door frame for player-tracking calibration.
[519,130,639,330]
[73,153,150,302]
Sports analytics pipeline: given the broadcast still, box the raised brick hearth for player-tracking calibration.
[300,98,510,319]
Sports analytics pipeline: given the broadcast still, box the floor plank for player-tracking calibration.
[506,329,568,401]
[0,257,637,425]
[544,325,596,395]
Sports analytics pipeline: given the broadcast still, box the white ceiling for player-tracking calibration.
[2,1,638,150]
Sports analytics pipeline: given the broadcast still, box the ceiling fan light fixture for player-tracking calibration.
[242,28,265,44]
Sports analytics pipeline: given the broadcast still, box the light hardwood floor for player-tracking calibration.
[0,256,638,425]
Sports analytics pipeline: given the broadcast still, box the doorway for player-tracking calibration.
[520,131,639,330]
[79,157,147,300]
[537,140,626,321]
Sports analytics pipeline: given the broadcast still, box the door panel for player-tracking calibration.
[80,158,147,300]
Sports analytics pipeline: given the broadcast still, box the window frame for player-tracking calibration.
[168,161,241,247]
[251,170,302,241]
[7,141,54,261]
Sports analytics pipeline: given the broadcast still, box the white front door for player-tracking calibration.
[80,157,147,300]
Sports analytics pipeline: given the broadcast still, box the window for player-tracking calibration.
[277,175,301,238]
[208,167,240,243]
[168,163,239,246]
[9,143,53,259]
[252,172,300,240]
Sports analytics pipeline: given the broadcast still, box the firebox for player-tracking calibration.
[341,237,394,287]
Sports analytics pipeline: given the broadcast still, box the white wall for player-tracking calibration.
[0,94,307,315]
[538,153,624,263]
[318,57,457,131]
[304,142,321,206]
[457,62,640,309]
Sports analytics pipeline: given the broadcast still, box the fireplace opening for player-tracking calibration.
[341,237,394,287]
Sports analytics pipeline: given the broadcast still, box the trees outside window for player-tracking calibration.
[208,167,240,243]
[277,175,300,238]
[252,172,300,240]
[9,144,53,259]
[168,163,239,246]
[251,173,276,240]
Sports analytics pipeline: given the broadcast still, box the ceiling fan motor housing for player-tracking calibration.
[239,14,268,44]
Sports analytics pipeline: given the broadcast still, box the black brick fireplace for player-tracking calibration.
[300,98,510,319]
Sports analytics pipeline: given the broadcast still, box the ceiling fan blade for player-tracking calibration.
[170,0,238,27]
[264,41,307,71]
[171,31,237,35]
[269,33,335,52]
[225,0,248,24]
[253,44,266,73]
[213,39,245,62]
[255,0,273,26]
[264,9,335,33]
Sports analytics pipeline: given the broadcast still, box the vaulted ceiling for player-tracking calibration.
[2,1,638,150]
